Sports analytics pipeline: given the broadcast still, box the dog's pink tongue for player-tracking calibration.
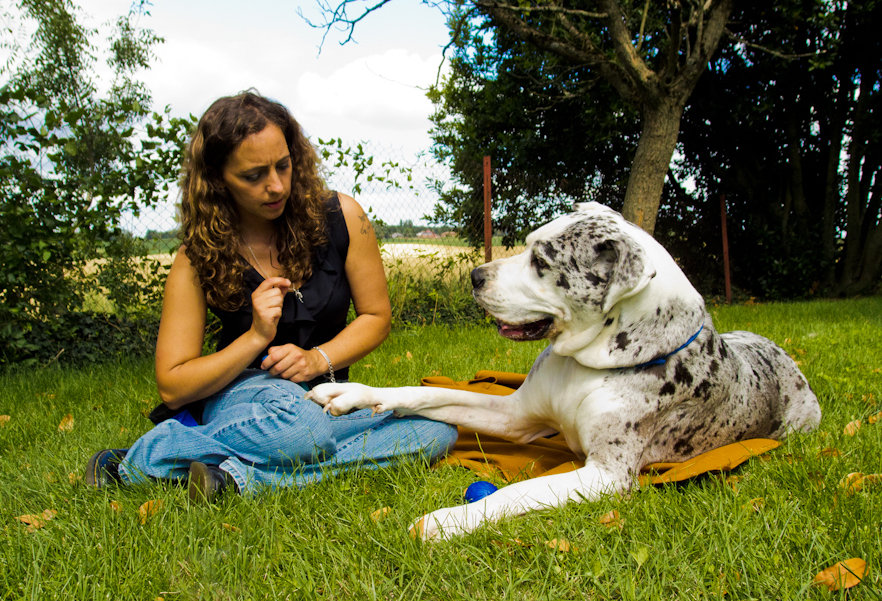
[498,323,523,338]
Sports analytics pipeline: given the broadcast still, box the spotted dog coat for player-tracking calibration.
[307,202,821,540]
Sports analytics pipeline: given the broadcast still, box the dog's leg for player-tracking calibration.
[307,383,542,442]
[412,463,625,540]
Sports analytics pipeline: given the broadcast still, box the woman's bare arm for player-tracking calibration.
[154,248,290,409]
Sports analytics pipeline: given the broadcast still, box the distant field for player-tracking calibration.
[144,238,527,274]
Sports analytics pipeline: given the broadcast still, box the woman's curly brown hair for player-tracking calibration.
[179,91,329,310]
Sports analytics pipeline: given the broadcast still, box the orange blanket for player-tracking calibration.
[423,371,779,486]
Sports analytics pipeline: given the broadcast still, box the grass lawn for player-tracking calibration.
[1,298,880,599]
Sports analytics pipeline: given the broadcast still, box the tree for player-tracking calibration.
[310,0,733,235]
[677,0,881,297]
[0,0,192,363]
[427,8,640,247]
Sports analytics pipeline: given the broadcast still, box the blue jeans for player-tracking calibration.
[118,370,458,493]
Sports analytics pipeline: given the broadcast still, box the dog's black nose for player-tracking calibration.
[471,268,486,290]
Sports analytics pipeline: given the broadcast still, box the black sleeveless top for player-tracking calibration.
[148,193,351,426]
[210,193,352,387]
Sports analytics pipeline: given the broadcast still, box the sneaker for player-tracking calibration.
[85,449,129,488]
[188,461,238,505]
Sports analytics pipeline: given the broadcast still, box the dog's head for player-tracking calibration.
[472,202,705,369]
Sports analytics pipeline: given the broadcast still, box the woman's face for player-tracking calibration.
[222,123,292,225]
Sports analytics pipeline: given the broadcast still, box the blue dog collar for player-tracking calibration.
[630,325,705,369]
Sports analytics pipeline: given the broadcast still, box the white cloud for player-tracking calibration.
[297,49,446,150]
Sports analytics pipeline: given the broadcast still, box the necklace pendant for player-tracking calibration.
[293,288,304,303]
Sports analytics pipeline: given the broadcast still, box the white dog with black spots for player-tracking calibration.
[307,202,821,540]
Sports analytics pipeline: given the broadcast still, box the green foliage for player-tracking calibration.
[316,136,416,196]
[677,0,882,298]
[385,250,488,327]
[0,0,193,365]
[2,311,159,367]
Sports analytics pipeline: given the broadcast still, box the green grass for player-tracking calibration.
[1,298,881,599]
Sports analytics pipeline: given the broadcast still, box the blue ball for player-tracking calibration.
[464,480,498,503]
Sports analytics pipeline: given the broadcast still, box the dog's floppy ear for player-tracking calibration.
[599,238,656,313]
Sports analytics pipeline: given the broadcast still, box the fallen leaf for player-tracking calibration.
[370,507,391,522]
[16,509,58,532]
[43,472,57,483]
[138,500,163,524]
[743,497,764,512]
[546,538,577,552]
[119,426,129,433]
[57,414,74,432]
[599,509,624,529]
[405,351,413,360]
[839,472,864,494]
[0,415,10,426]
[68,472,81,485]
[109,500,122,513]
[868,411,882,424]
[818,447,840,458]
[222,523,241,532]
[840,472,881,494]
[844,420,861,436]
[392,356,401,364]
[812,558,867,591]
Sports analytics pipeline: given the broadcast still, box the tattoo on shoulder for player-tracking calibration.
[357,213,373,236]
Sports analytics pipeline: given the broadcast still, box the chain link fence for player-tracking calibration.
[123,141,524,282]
[122,140,729,300]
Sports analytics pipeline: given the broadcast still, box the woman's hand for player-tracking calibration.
[249,277,291,344]
[261,344,325,382]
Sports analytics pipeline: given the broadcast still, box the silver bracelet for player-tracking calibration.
[312,346,335,383]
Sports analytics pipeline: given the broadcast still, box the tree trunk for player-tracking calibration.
[621,99,684,235]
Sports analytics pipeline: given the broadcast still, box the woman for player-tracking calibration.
[85,92,457,501]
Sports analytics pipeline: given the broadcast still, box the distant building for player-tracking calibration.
[416,230,440,239]
[389,232,405,239]
[441,231,457,238]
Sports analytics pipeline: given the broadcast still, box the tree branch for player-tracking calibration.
[479,1,638,103]
[596,0,656,93]
[724,29,823,60]
[679,0,732,91]
[473,1,606,19]
[636,0,650,53]
[299,0,396,49]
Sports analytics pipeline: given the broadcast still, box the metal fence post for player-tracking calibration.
[483,155,492,263]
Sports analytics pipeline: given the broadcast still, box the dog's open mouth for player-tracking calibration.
[496,318,554,341]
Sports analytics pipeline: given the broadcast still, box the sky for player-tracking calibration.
[70,0,455,231]
[80,0,452,153]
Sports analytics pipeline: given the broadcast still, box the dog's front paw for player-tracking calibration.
[409,503,487,541]
[305,383,384,416]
